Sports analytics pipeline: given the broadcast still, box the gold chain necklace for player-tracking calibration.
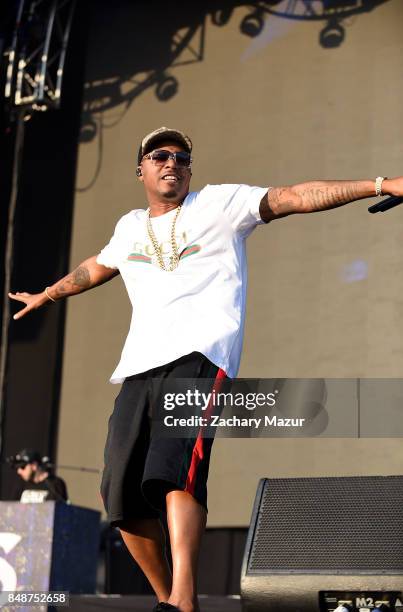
[146,205,182,271]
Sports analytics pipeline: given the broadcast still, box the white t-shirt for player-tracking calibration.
[97,183,267,382]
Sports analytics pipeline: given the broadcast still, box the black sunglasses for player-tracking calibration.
[142,149,192,168]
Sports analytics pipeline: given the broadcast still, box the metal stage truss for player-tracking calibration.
[259,0,387,20]
[4,0,76,112]
[240,0,390,47]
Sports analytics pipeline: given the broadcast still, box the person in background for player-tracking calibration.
[10,449,68,503]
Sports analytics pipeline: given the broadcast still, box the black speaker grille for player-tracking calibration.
[248,476,403,572]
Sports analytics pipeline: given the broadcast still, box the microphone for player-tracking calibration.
[368,195,403,213]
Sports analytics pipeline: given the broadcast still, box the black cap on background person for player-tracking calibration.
[13,449,43,468]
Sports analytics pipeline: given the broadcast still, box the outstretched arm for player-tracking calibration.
[259,177,403,222]
[9,255,119,320]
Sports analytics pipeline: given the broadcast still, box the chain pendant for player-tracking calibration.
[146,204,182,272]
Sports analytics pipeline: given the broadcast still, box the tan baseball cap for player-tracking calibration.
[137,126,192,165]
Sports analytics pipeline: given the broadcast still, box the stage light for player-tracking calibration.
[211,8,233,27]
[80,118,97,143]
[319,21,345,48]
[155,75,178,101]
[240,11,265,38]
[334,606,352,612]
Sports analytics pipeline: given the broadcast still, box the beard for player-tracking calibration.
[161,186,180,199]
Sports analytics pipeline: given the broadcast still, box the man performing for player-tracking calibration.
[9,126,403,612]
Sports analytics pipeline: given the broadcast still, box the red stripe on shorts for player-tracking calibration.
[185,368,226,497]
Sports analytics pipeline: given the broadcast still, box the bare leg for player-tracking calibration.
[120,518,172,603]
[166,490,206,612]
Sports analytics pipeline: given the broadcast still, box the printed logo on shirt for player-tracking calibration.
[127,252,152,264]
[20,489,49,503]
[127,231,201,265]
[179,244,201,259]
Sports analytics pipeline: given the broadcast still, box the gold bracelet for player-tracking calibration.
[45,287,56,303]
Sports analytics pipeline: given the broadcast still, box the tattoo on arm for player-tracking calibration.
[54,266,91,298]
[72,266,91,287]
[261,180,372,222]
[299,183,361,212]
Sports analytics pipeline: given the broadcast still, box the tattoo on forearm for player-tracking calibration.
[300,183,361,212]
[262,181,365,221]
[54,266,91,298]
[72,266,91,287]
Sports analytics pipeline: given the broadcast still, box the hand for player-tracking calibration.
[383,177,403,197]
[8,291,49,320]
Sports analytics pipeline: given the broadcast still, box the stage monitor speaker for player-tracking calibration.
[241,476,403,612]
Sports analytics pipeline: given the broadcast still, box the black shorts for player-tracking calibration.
[100,352,226,525]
